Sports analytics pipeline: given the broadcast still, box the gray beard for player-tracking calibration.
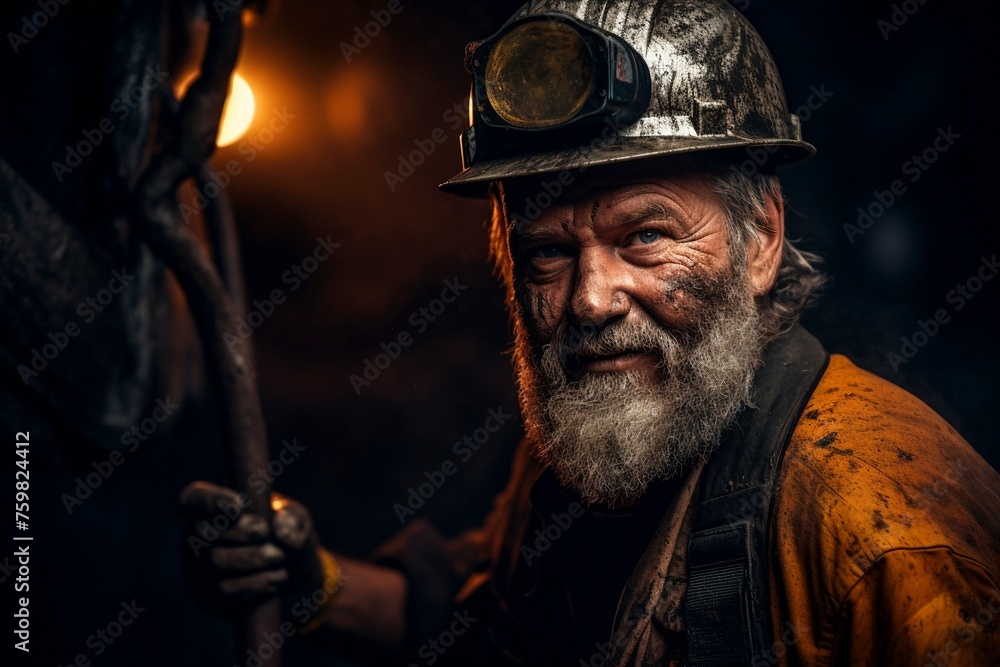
[514,271,765,506]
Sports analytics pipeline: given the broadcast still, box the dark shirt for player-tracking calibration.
[524,469,683,665]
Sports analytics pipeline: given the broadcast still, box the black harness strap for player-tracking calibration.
[685,325,829,667]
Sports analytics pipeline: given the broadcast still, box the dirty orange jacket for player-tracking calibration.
[768,354,1000,666]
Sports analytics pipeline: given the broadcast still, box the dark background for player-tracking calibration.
[2,0,999,665]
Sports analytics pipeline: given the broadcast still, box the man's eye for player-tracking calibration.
[531,244,566,259]
[631,230,663,245]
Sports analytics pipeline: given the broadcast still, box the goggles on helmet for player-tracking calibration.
[461,13,651,168]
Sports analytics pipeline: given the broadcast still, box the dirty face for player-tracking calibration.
[509,172,741,369]
[501,167,782,505]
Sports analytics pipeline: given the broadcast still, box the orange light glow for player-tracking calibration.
[326,66,388,144]
[174,71,257,147]
[217,73,256,147]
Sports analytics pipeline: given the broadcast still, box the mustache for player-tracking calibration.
[545,317,680,367]
[538,272,735,366]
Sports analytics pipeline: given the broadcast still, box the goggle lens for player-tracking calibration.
[485,22,594,129]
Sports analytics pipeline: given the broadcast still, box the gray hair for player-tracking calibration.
[709,166,826,339]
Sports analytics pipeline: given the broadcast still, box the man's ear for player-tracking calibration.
[745,193,784,297]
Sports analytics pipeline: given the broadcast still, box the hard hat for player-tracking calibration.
[439,0,814,197]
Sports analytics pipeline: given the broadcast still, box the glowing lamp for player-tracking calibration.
[217,73,256,147]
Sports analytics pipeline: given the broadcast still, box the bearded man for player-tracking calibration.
[180,1,1000,665]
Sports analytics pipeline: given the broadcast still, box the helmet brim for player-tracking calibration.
[439,135,816,198]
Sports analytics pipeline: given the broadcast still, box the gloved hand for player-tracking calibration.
[179,481,328,621]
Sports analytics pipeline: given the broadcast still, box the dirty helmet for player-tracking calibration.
[439,0,814,196]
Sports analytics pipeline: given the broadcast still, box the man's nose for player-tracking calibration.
[569,248,631,327]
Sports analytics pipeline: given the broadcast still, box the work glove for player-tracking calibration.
[178,481,328,621]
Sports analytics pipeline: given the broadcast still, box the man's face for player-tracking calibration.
[508,172,737,355]
[502,169,768,506]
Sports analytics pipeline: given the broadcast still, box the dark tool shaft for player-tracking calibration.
[131,1,281,664]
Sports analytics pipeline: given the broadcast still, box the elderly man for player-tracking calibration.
[181,1,1000,665]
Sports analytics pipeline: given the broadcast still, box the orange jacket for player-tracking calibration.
[768,354,1000,666]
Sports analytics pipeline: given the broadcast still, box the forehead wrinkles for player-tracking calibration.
[579,184,679,227]
[575,185,710,241]
[504,174,721,246]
